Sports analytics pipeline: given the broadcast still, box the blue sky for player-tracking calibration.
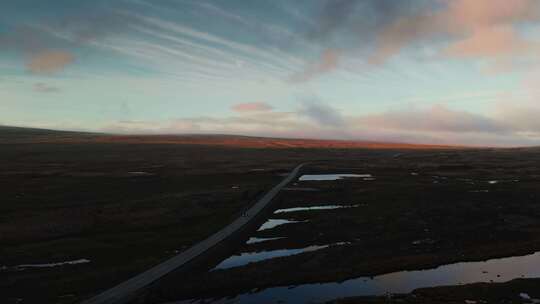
[1,0,540,146]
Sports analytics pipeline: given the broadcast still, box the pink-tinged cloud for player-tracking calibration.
[444,26,530,58]
[291,49,340,82]
[231,102,273,113]
[444,0,536,29]
[370,0,540,65]
[27,50,74,74]
[369,14,443,65]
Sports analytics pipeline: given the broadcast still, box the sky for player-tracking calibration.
[1,0,540,146]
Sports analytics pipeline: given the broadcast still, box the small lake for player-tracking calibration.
[257,219,306,231]
[202,251,540,303]
[212,245,331,270]
[298,174,372,181]
[274,204,360,214]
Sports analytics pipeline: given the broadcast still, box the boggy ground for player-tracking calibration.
[3,127,540,304]
[151,148,540,302]
[0,138,312,303]
[2,127,434,304]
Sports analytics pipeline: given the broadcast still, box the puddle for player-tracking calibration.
[274,205,360,214]
[520,293,540,303]
[246,237,286,244]
[205,251,540,303]
[299,174,372,181]
[257,219,307,231]
[213,243,347,270]
[1,259,91,271]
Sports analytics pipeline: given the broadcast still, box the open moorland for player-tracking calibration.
[150,147,540,303]
[2,126,540,304]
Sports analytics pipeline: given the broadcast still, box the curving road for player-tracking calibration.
[81,163,305,304]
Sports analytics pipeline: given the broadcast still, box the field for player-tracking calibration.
[1,126,540,304]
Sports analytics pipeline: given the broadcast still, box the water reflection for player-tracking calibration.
[1,259,91,272]
[212,245,331,270]
[274,204,360,214]
[211,251,540,303]
[246,237,285,244]
[257,219,307,231]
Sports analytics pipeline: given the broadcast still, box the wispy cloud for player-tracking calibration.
[291,49,340,82]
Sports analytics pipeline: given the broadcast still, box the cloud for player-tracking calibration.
[299,0,537,77]
[370,0,540,65]
[231,102,274,113]
[0,3,146,75]
[101,102,540,147]
[444,25,530,58]
[33,82,60,93]
[357,105,510,134]
[0,26,75,74]
[309,0,427,43]
[494,103,540,132]
[308,0,357,41]
[26,50,74,74]
[298,102,345,127]
[369,13,443,65]
[296,0,433,80]
[291,49,340,82]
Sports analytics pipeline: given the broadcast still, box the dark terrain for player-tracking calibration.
[151,149,540,303]
[327,279,540,303]
[1,126,540,304]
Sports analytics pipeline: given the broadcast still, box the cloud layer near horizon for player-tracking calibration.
[101,103,540,147]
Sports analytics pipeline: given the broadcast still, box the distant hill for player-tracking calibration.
[0,125,457,149]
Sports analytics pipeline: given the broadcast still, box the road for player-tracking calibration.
[81,163,305,304]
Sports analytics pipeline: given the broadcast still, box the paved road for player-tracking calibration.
[81,164,305,304]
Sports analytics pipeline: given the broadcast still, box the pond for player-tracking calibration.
[212,244,336,270]
[257,219,307,231]
[298,174,372,181]
[273,204,360,214]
